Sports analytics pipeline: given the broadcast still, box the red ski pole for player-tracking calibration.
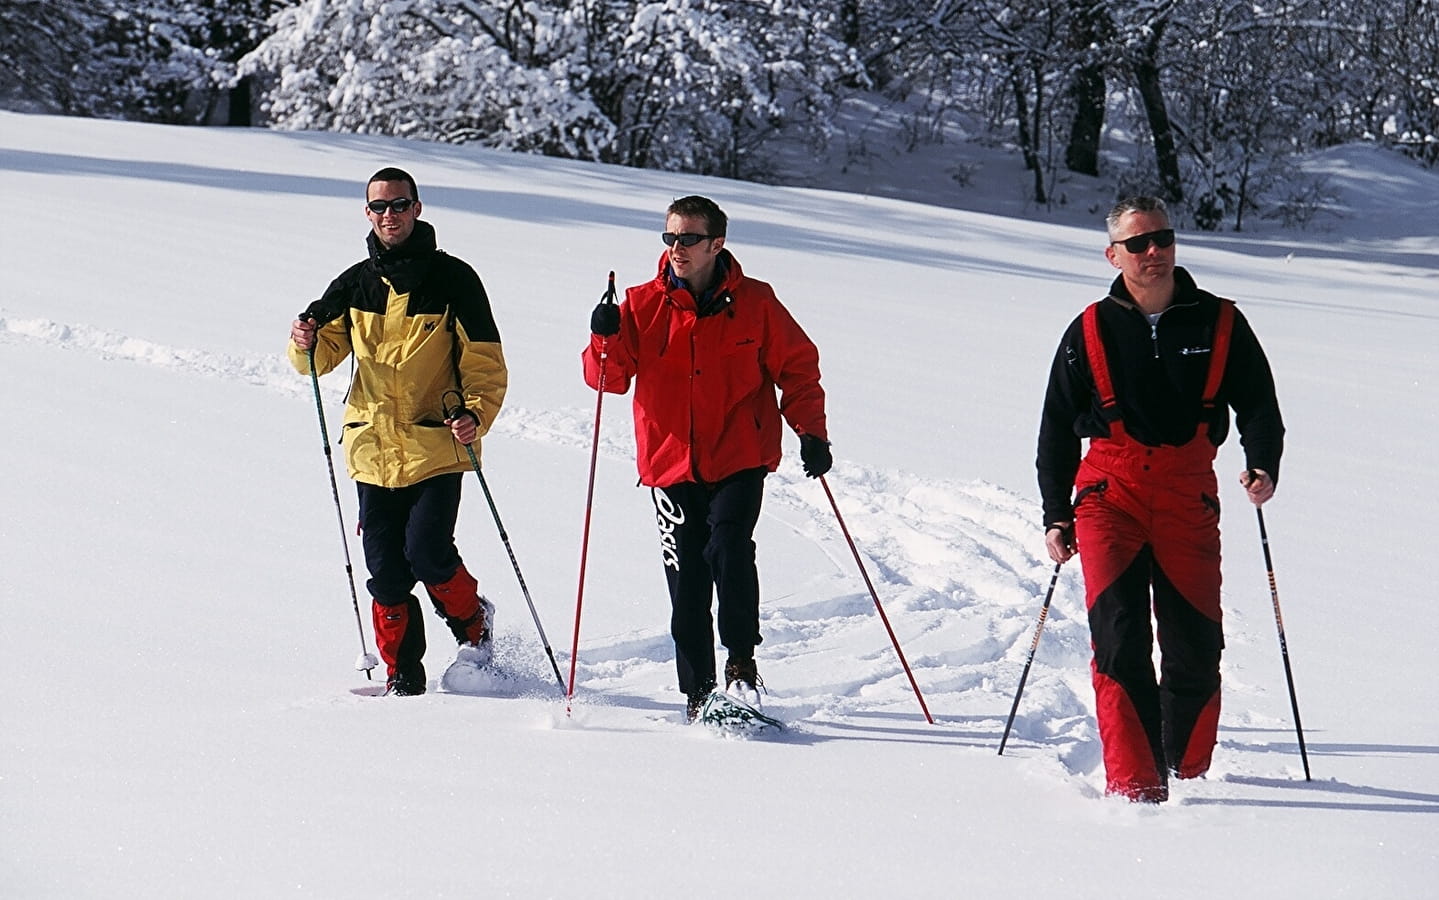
[819,475,934,724]
[568,272,618,712]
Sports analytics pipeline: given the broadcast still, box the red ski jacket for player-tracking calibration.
[582,250,827,488]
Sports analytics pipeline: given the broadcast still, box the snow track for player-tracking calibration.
[0,314,1086,749]
[2,310,1286,789]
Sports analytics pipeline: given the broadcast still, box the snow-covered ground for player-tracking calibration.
[2,111,1436,897]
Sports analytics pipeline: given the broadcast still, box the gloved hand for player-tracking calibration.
[591,302,620,337]
[799,434,832,478]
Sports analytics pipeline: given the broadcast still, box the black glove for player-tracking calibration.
[799,434,832,478]
[591,302,620,337]
[300,300,346,327]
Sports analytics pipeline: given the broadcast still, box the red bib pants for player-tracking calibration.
[1074,300,1234,801]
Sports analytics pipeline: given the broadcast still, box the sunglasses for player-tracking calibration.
[661,232,715,247]
[367,197,415,215]
[1110,228,1175,253]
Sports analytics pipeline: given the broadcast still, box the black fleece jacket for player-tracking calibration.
[1036,267,1285,524]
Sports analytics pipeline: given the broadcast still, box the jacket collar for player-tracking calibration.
[1106,265,1201,314]
[367,219,438,294]
[656,248,741,314]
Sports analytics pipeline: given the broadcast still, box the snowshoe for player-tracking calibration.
[699,689,784,735]
[440,600,498,693]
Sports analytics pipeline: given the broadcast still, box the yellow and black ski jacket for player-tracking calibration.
[289,220,507,488]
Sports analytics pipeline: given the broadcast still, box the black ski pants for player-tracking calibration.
[651,467,766,698]
[357,474,467,672]
[357,473,466,604]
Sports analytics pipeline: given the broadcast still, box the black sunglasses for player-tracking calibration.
[1110,228,1175,254]
[367,197,415,215]
[661,232,714,247]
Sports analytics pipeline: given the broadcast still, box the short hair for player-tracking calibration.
[1106,196,1169,239]
[368,167,419,202]
[667,195,728,238]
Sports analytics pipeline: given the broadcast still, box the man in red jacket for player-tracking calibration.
[583,195,831,722]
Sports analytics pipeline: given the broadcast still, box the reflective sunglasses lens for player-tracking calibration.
[662,232,707,247]
[368,198,413,214]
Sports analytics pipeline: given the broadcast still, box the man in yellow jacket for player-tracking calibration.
[289,167,508,696]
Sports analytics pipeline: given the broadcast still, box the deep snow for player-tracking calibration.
[2,111,1436,898]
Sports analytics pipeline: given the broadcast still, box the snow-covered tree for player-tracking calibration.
[588,0,862,177]
[1363,0,1439,165]
[0,0,106,113]
[0,0,276,122]
[240,0,859,178]
[240,0,614,156]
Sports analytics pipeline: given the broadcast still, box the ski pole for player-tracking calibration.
[819,475,934,724]
[303,336,378,680]
[1250,481,1311,780]
[568,271,618,711]
[998,562,1062,755]
[444,393,566,690]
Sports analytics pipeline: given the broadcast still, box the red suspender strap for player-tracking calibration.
[1081,302,1118,414]
[1201,298,1236,408]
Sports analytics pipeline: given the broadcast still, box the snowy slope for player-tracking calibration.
[2,111,1437,898]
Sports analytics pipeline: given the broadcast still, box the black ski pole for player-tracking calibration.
[998,562,1062,755]
[1250,482,1312,780]
[444,393,566,690]
[302,331,378,680]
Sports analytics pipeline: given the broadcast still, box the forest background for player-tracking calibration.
[3,0,1437,232]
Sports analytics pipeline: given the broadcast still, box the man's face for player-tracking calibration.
[366,180,421,249]
[665,212,724,288]
[1105,209,1175,290]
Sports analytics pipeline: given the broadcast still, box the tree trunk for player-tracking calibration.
[1065,64,1105,175]
[1131,27,1183,202]
[1010,65,1047,205]
[1064,0,1108,176]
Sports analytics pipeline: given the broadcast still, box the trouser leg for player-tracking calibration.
[654,482,717,697]
[359,475,469,669]
[358,482,426,677]
[704,468,766,662]
[358,481,420,607]
[1075,473,1167,800]
[1152,478,1224,778]
[397,474,486,644]
[1084,546,1168,800]
[372,595,426,675]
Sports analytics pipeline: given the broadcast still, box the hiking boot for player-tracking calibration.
[685,692,708,724]
[385,665,427,697]
[454,598,496,668]
[723,657,764,707]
